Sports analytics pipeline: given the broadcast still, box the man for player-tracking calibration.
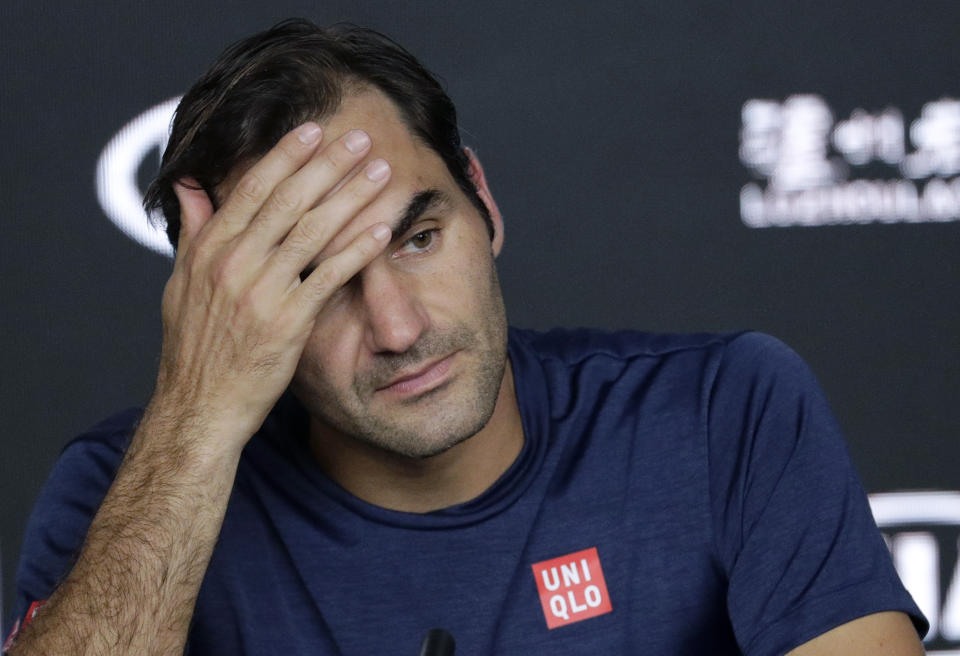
[6,19,926,656]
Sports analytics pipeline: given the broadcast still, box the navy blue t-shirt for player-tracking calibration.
[9,329,926,654]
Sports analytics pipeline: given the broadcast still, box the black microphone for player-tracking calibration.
[418,628,455,656]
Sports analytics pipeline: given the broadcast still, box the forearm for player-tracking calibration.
[9,403,243,656]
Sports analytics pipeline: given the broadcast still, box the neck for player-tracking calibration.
[308,360,524,513]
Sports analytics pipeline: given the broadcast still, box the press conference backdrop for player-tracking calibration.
[2,1,958,650]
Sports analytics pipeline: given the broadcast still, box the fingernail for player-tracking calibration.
[365,158,390,181]
[372,223,392,241]
[345,130,371,153]
[297,123,322,144]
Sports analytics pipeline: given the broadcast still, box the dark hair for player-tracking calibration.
[143,19,492,249]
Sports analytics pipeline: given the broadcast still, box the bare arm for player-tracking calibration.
[786,611,925,656]
[6,404,244,655]
[9,123,392,655]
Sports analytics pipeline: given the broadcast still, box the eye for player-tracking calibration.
[397,228,440,256]
[409,231,433,249]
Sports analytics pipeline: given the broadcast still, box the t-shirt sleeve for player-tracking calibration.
[5,411,136,648]
[706,333,927,656]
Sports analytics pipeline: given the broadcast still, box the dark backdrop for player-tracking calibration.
[2,1,958,650]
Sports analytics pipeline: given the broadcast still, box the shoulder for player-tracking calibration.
[509,327,789,400]
[705,331,834,452]
[26,406,141,509]
[15,409,142,601]
[704,331,837,493]
[711,330,818,391]
[508,325,816,397]
[44,409,143,497]
[61,407,143,461]
[508,327,807,427]
[509,325,743,364]
[509,326,804,372]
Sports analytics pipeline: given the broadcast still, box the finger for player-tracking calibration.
[209,122,324,241]
[289,222,392,321]
[242,128,375,252]
[260,157,392,289]
[173,178,214,253]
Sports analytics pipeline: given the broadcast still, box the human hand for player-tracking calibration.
[152,123,392,452]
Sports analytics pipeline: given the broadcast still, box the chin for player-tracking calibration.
[359,377,503,459]
[386,410,494,460]
[367,337,508,454]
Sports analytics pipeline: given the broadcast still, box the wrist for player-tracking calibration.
[138,393,254,465]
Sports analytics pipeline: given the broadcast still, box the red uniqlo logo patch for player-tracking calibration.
[531,547,613,629]
[3,600,46,652]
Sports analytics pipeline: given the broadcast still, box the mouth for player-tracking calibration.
[376,352,458,398]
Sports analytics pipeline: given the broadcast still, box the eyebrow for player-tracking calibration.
[299,188,451,281]
[390,189,450,241]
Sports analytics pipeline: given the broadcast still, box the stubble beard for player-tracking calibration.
[297,264,508,459]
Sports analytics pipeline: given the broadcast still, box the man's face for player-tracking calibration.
[289,89,508,459]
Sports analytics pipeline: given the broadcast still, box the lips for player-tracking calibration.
[376,353,456,397]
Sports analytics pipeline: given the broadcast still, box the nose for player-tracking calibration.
[360,265,429,354]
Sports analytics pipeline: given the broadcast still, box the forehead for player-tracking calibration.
[218,87,453,208]
[323,89,460,241]
[315,89,465,260]
[218,88,463,261]
[324,89,409,149]
[321,87,443,186]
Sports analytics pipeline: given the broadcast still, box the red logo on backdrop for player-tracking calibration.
[531,547,613,629]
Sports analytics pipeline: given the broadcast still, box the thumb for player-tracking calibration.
[173,177,215,250]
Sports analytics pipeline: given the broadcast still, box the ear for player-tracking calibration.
[172,177,215,251]
[464,147,504,256]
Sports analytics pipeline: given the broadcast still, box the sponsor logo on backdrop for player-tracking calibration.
[870,491,960,654]
[740,95,960,228]
[96,97,182,257]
